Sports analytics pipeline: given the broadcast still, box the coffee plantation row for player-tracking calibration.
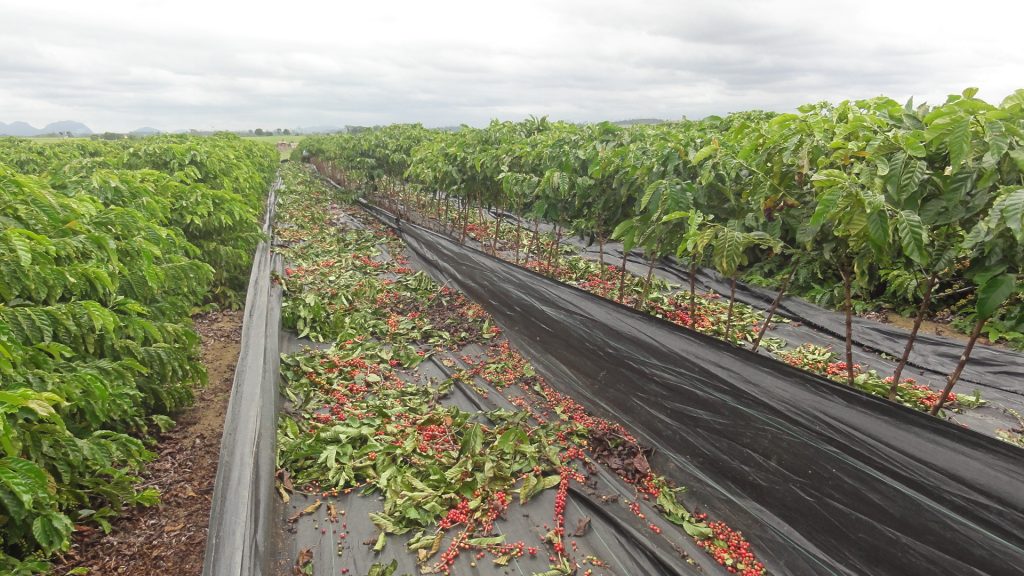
[0,135,277,572]
[301,88,1024,413]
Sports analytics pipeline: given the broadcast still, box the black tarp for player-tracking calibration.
[203,182,284,576]
[629,250,1024,395]
[265,203,731,576]
[484,209,1024,396]
[268,345,726,576]
[397,205,1024,438]
[389,216,1024,576]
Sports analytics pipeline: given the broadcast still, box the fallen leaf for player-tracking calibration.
[572,516,591,537]
[288,499,322,523]
[292,548,314,575]
[633,454,650,475]
[277,468,295,491]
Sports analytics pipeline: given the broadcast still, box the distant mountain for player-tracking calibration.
[43,121,92,135]
[0,120,93,136]
[611,118,666,127]
[0,121,40,136]
[294,125,344,134]
[130,127,161,135]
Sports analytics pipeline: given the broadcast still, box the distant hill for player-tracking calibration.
[44,121,93,135]
[0,120,93,136]
[0,121,41,136]
[130,127,161,135]
[611,118,666,127]
[294,125,345,134]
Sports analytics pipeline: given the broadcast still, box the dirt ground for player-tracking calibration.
[868,311,971,344]
[869,309,1016,349]
[51,310,242,576]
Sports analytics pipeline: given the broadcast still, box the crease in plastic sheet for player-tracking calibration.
[203,181,284,576]
[382,214,1024,576]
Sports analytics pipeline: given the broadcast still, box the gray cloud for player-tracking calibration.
[1,0,1021,132]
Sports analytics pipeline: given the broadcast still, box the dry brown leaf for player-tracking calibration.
[277,468,295,491]
[292,547,314,575]
[288,499,322,523]
[572,516,591,537]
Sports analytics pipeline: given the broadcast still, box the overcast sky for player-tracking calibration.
[2,0,1022,132]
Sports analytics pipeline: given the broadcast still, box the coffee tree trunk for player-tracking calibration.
[642,255,657,308]
[751,265,797,353]
[514,220,522,264]
[617,250,629,303]
[888,273,938,400]
[530,220,541,262]
[689,261,698,322]
[546,224,561,270]
[492,214,502,255]
[841,267,855,387]
[930,317,987,416]
[725,277,739,342]
[460,204,469,243]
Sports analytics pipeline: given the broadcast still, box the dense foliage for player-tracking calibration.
[301,88,1024,413]
[1,135,278,308]
[0,135,276,572]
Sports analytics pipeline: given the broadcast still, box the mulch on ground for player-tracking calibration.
[51,310,242,576]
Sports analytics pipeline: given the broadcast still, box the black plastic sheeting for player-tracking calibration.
[579,246,1024,440]
[483,209,1024,396]
[269,344,726,576]
[624,249,1024,395]
[574,243,1024,438]
[387,215,1024,576]
[414,208,1023,437]
[265,203,730,575]
[200,183,736,576]
[203,181,284,576]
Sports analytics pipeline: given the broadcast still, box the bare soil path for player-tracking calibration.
[51,310,242,576]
